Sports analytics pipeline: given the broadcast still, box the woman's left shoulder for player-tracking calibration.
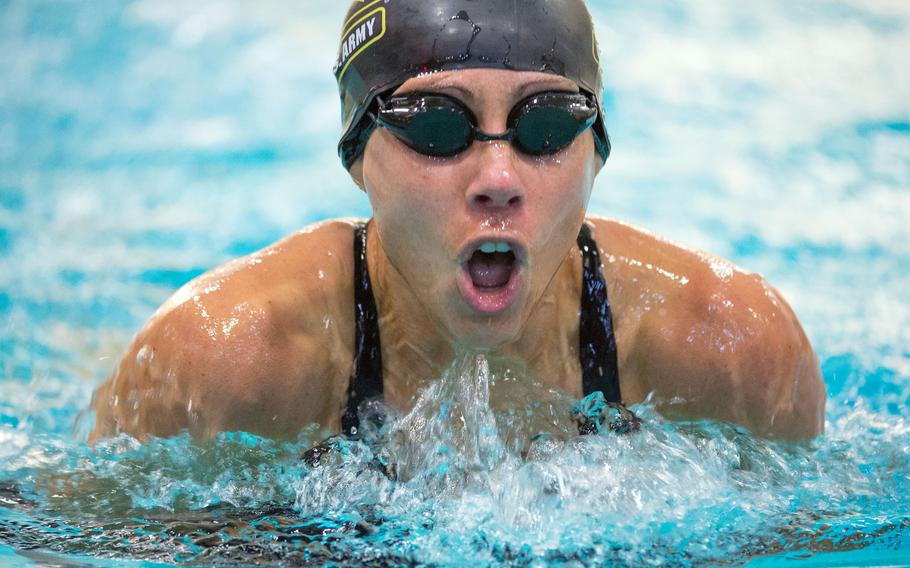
[584,216,826,440]
[584,216,781,312]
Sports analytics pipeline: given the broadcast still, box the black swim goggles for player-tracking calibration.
[372,91,600,158]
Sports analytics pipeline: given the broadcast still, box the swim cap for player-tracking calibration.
[334,0,611,170]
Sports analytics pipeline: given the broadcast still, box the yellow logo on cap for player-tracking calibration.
[335,0,387,81]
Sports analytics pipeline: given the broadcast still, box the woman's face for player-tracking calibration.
[357,68,602,350]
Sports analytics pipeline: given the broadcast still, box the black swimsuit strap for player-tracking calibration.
[577,222,623,403]
[342,222,384,436]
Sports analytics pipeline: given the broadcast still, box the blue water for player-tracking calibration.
[1,0,909,565]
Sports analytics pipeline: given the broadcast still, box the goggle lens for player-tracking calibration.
[514,104,584,155]
[398,105,472,157]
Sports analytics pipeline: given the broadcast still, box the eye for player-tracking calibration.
[515,106,581,154]
[405,107,473,156]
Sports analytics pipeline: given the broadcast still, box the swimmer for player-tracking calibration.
[89,0,825,443]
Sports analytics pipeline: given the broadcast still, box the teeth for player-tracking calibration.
[478,242,512,254]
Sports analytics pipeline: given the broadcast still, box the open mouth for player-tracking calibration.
[467,242,517,289]
[458,240,523,314]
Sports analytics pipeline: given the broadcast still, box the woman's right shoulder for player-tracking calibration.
[89,219,364,440]
[157,218,364,357]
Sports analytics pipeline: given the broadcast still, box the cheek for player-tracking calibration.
[364,132,450,209]
[530,141,597,223]
[362,134,455,267]
[562,136,598,203]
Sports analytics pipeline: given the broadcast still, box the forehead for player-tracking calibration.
[394,68,580,100]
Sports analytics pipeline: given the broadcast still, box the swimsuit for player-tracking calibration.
[341,221,634,437]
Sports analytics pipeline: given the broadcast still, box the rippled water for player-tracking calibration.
[1,1,909,565]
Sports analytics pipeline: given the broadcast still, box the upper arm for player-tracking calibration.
[731,278,825,439]
[90,298,333,440]
[646,272,825,440]
[89,304,216,441]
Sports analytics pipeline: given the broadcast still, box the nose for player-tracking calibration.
[466,141,525,211]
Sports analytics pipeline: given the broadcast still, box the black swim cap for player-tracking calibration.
[334,0,611,170]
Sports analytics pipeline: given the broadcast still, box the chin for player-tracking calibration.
[445,309,525,352]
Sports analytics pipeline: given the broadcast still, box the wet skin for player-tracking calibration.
[90,69,825,442]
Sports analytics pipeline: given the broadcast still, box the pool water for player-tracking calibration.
[1,0,909,565]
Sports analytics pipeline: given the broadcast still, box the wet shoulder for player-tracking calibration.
[151,218,357,339]
[585,215,793,352]
[591,214,792,323]
[585,216,821,437]
[584,216,771,315]
[96,219,363,439]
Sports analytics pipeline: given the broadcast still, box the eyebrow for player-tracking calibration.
[517,78,579,96]
[405,76,578,101]
[425,81,476,101]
